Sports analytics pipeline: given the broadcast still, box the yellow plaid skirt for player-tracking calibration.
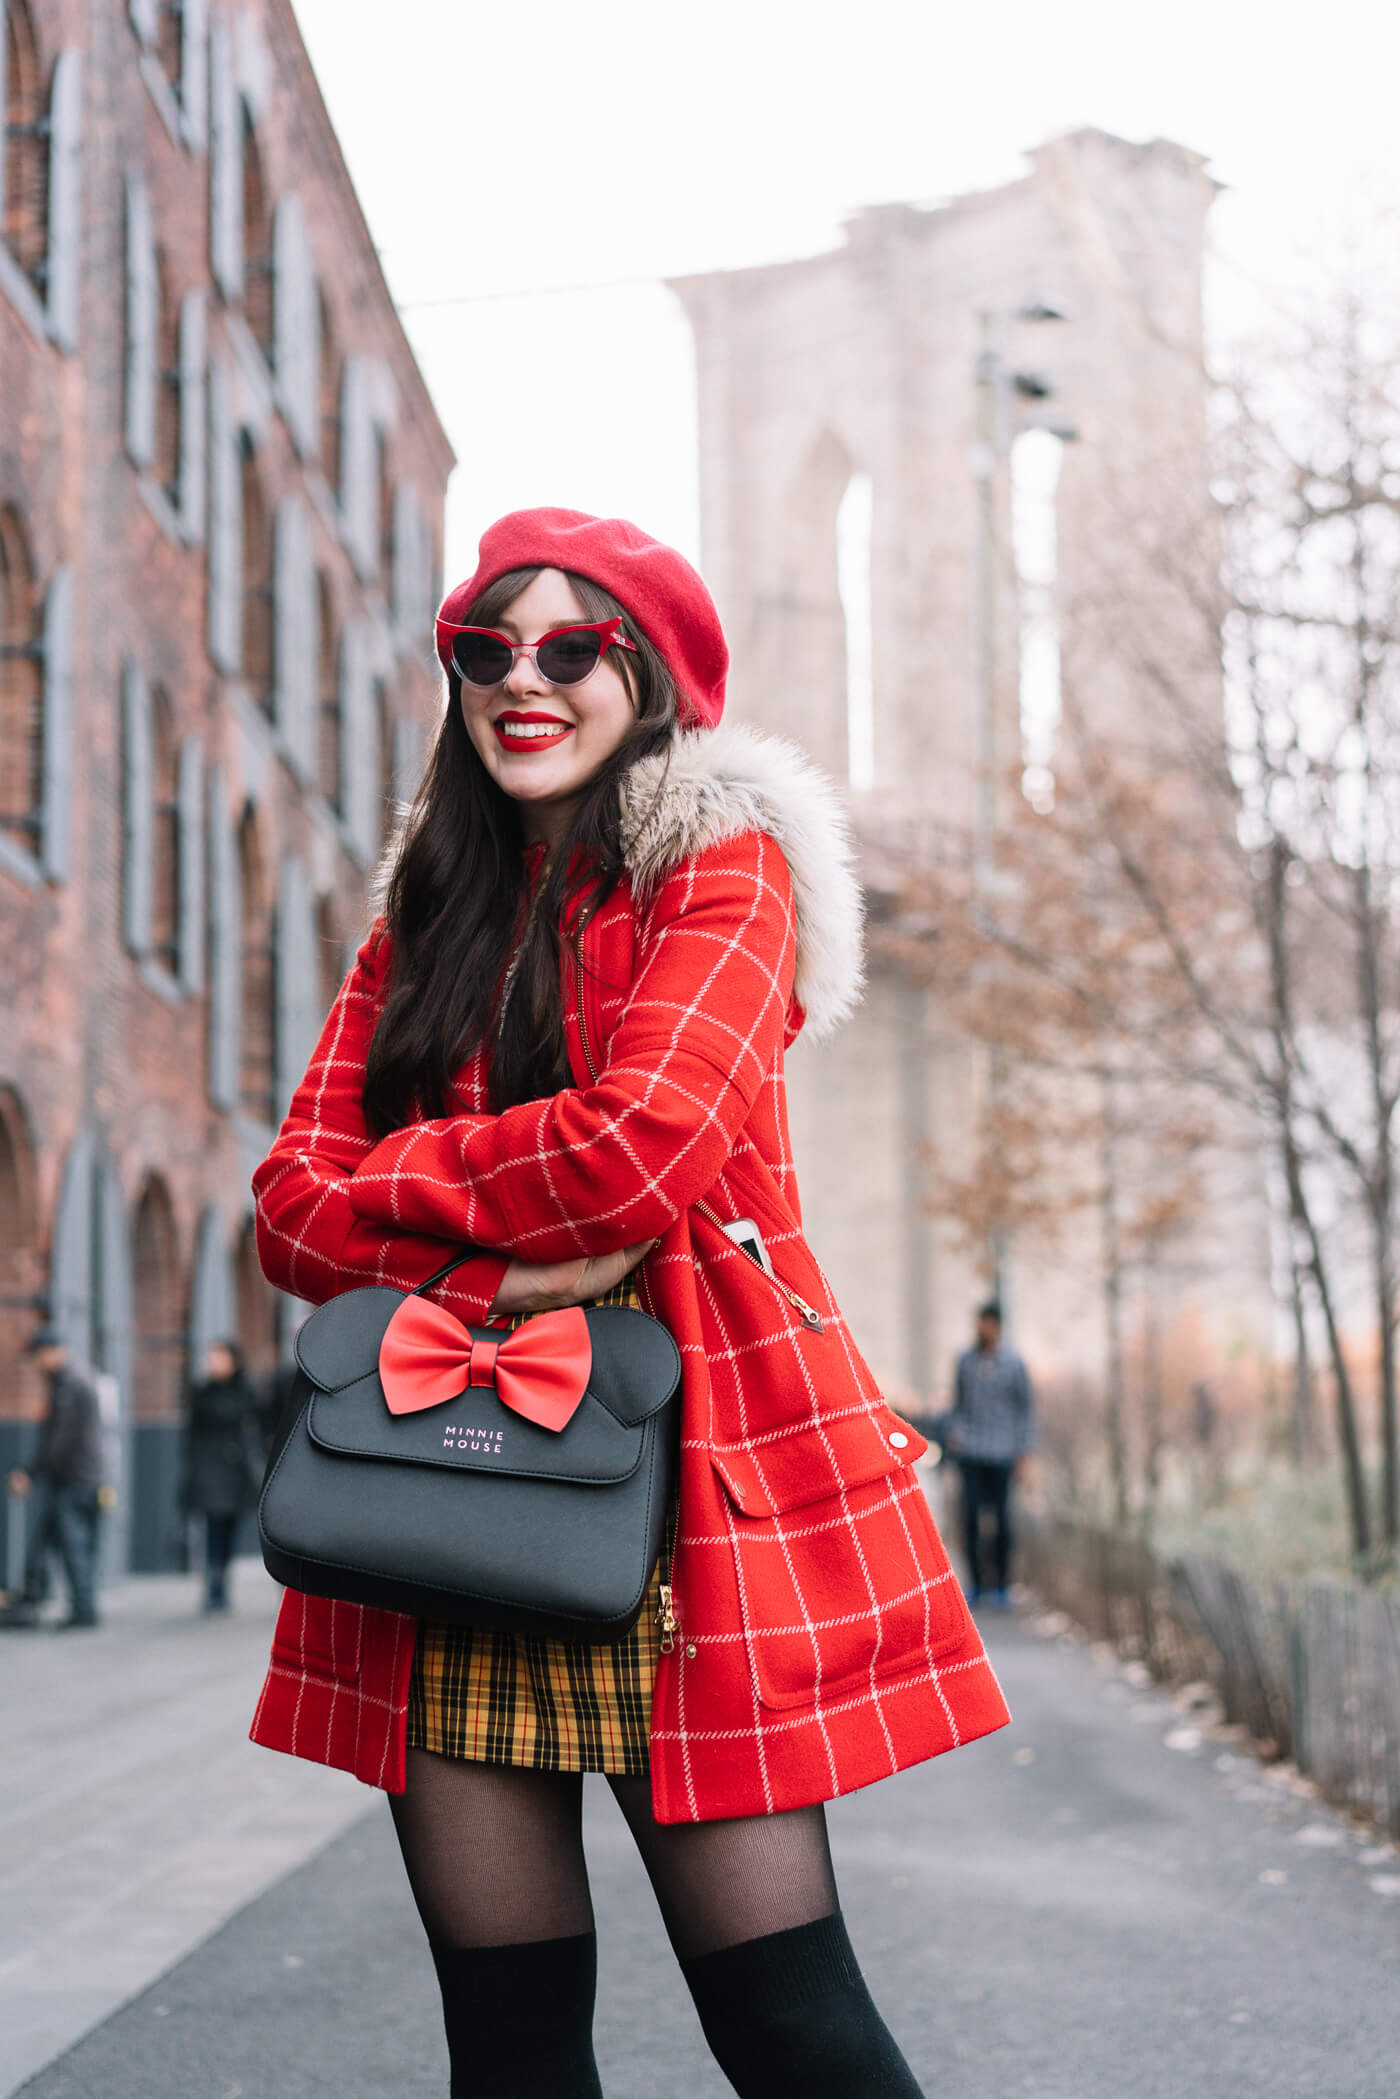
[407,1279,666,1778]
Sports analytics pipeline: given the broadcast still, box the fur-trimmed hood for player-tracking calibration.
[620,722,864,1041]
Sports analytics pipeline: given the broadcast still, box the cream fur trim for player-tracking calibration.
[620,722,865,1040]
[371,725,867,1040]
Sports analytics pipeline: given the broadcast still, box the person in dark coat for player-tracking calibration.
[944,1302,1035,1610]
[1,1327,106,1630]
[181,1340,263,1613]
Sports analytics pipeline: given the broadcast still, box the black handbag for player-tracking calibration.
[258,1248,681,1642]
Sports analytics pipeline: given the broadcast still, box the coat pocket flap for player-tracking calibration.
[710,1406,928,1517]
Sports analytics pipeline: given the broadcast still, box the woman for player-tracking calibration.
[181,1339,262,1613]
[250,508,1011,2097]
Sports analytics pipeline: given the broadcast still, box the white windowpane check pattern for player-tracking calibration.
[250,828,1010,1819]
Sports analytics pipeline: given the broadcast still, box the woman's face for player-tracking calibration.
[458,569,637,839]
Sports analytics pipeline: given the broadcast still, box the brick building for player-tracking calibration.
[0,0,451,1572]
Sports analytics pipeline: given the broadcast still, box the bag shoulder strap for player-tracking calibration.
[413,1245,488,1297]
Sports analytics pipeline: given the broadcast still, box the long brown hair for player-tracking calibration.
[362,568,679,1134]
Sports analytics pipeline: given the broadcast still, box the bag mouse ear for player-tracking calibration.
[294,1287,405,1393]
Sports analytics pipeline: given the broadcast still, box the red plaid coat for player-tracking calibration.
[249,724,1010,1820]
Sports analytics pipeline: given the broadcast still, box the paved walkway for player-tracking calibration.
[12,1599,1400,2098]
[0,1564,366,2098]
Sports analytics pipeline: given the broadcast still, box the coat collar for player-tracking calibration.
[377,728,866,1043]
[619,723,864,1041]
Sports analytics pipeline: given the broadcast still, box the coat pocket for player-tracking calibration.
[270,1587,364,1686]
[710,1410,969,1712]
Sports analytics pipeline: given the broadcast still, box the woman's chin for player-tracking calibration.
[487,748,592,801]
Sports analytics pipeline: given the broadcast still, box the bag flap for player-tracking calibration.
[308,1377,654,1485]
[710,1405,927,1517]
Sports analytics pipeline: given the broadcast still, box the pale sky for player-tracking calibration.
[292,0,1400,582]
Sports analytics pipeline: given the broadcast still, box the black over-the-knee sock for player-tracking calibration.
[682,1912,925,2098]
[430,1931,603,2099]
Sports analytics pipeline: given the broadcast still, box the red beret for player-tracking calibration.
[435,507,728,731]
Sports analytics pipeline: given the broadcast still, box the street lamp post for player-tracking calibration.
[970,296,1074,1322]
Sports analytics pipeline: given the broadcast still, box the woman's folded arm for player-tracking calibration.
[251,930,508,1317]
[345,831,796,1261]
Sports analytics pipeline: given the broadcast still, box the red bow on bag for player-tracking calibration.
[378,1299,592,1434]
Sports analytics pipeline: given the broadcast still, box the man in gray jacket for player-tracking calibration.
[945,1302,1034,1610]
[1,1327,105,1629]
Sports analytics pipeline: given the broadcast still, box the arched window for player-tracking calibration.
[836,472,875,792]
[316,570,341,810]
[240,99,273,355]
[235,1213,278,1376]
[0,506,42,853]
[132,1174,183,1422]
[315,893,341,1024]
[317,283,341,490]
[0,1085,42,1423]
[1011,427,1065,812]
[150,688,180,968]
[2,1,47,289]
[237,806,276,1124]
[779,430,861,782]
[239,434,272,709]
[154,253,181,499]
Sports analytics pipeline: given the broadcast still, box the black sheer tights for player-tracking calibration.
[388,1749,839,1957]
[390,1751,922,2098]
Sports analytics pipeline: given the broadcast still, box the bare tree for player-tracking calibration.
[881,270,1400,1566]
[1214,286,1400,1548]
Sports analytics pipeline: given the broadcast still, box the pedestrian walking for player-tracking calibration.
[249,509,1011,2097]
[181,1341,264,1613]
[0,1327,104,1630]
[945,1302,1035,1609]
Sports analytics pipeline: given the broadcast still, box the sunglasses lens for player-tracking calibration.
[536,630,604,685]
[452,632,515,686]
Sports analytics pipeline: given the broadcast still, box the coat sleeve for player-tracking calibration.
[344,831,798,1261]
[251,926,509,1318]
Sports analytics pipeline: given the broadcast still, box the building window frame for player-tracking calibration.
[2,0,48,296]
[239,95,273,360]
[1,18,82,350]
[0,502,43,873]
[239,430,273,713]
[128,1,208,153]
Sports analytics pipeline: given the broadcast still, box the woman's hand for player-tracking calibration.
[486,1240,657,1320]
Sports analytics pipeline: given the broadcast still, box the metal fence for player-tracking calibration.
[1018,1512,1400,1840]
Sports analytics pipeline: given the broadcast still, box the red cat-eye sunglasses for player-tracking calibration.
[435,616,638,690]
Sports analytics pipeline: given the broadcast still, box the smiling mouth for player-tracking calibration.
[493,713,574,752]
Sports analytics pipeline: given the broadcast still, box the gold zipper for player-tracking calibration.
[657,1583,680,1654]
[694,1197,826,1332]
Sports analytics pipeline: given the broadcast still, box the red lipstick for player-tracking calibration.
[493,710,574,754]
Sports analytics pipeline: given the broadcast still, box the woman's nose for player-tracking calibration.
[503,647,549,698]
